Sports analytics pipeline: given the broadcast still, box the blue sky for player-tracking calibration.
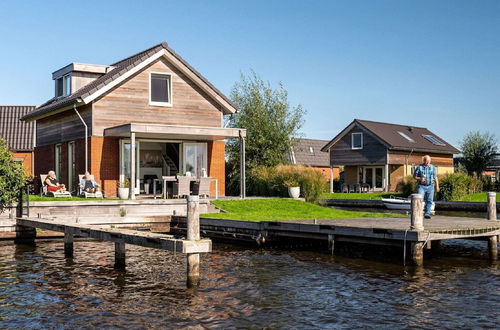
[0,0,498,148]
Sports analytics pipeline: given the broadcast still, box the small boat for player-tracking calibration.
[382,196,435,213]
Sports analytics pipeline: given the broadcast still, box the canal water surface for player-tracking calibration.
[0,240,499,328]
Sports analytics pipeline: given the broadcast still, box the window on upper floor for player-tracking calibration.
[150,73,172,106]
[55,74,71,97]
[351,132,363,149]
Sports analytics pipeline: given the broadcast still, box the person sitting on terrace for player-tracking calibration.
[45,171,67,193]
[80,171,100,193]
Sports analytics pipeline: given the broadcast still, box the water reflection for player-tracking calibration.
[0,240,499,328]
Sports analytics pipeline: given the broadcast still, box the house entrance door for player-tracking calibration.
[120,139,140,195]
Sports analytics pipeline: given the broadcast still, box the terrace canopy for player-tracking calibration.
[104,123,247,198]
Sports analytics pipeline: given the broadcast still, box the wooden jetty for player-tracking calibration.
[173,193,499,266]
[15,196,210,287]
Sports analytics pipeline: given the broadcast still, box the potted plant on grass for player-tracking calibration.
[118,178,130,199]
[284,178,300,199]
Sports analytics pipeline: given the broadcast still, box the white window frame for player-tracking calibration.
[149,72,173,107]
[351,132,363,150]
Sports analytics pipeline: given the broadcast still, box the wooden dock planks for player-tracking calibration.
[16,217,211,254]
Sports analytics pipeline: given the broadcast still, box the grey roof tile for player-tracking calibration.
[0,106,36,151]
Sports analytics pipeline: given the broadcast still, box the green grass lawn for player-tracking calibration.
[459,192,500,202]
[202,198,401,221]
[321,192,404,200]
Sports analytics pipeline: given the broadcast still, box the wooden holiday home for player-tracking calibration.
[321,119,459,191]
[21,42,246,198]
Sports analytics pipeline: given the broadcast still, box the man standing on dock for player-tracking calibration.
[414,155,440,219]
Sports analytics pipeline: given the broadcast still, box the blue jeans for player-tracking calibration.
[417,184,434,217]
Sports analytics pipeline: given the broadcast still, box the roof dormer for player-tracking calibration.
[52,63,114,97]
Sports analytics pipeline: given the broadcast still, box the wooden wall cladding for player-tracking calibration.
[92,57,223,136]
[36,104,92,146]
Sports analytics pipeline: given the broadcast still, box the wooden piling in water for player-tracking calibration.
[488,236,498,261]
[187,195,200,287]
[114,242,126,269]
[487,192,497,221]
[64,228,74,258]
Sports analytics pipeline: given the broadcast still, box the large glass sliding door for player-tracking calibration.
[363,166,384,190]
[120,140,140,194]
[183,143,207,177]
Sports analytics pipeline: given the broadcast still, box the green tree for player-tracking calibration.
[226,71,305,195]
[0,138,27,213]
[459,131,497,177]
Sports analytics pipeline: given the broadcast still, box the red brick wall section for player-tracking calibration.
[90,137,119,197]
[12,152,33,176]
[311,166,340,182]
[207,141,225,197]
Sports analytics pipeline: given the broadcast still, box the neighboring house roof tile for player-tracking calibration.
[22,42,237,121]
[291,138,330,167]
[322,119,460,154]
[0,106,36,151]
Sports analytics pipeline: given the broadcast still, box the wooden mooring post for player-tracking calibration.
[410,194,424,266]
[487,192,497,221]
[187,195,201,288]
[487,192,498,261]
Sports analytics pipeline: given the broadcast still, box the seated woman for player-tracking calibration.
[45,171,67,193]
[80,171,99,193]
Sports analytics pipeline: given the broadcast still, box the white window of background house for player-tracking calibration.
[150,73,172,106]
[351,132,363,149]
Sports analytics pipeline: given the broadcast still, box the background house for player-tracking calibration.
[288,138,339,181]
[0,106,36,175]
[321,119,459,192]
[21,42,246,198]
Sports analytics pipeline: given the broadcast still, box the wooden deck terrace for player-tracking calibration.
[172,215,500,265]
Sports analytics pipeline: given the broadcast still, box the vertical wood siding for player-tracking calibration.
[92,57,223,135]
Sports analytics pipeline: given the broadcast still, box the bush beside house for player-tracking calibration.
[249,164,327,202]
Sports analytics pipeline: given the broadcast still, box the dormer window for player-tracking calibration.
[150,73,172,106]
[56,74,71,97]
[351,132,363,149]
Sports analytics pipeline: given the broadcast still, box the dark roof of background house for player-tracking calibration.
[292,138,330,167]
[22,42,237,121]
[0,106,36,151]
[322,119,460,154]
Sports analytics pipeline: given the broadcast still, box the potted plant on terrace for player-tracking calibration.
[284,178,300,199]
[118,178,130,199]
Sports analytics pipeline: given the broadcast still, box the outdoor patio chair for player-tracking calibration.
[78,174,103,198]
[40,174,72,198]
[341,183,349,193]
[192,177,211,198]
[172,176,192,198]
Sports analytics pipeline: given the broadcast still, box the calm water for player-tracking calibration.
[0,240,499,328]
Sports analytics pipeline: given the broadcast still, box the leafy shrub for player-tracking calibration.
[396,175,417,196]
[0,138,28,213]
[249,164,327,203]
[438,173,483,201]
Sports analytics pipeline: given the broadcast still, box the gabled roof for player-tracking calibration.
[0,106,36,151]
[321,119,460,154]
[21,42,237,121]
[290,138,330,167]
